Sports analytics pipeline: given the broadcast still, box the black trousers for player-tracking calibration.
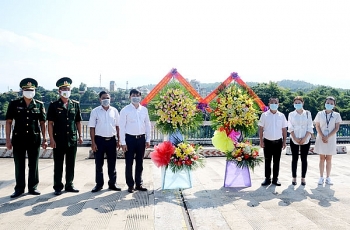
[12,144,40,192]
[263,138,283,181]
[94,136,117,187]
[124,134,146,188]
[290,140,310,178]
[53,145,77,191]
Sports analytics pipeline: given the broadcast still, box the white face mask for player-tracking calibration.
[60,90,71,99]
[101,99,110,107]
[131,96,141,104]
[23,90,35,99]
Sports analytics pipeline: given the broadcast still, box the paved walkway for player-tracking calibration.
[0,147,350,229]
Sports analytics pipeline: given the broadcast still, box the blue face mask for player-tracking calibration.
[325,103,334,110]
[269,104,278,110]
[294,104,303,110]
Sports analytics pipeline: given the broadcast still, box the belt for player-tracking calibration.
[126,134,145,139]
[264,138,282,143]
[96,135,115,141]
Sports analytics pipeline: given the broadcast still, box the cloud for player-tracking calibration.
[0,28,35,49]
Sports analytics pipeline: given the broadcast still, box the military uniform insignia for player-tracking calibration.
[27,82,32,87]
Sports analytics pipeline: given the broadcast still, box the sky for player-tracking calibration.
[0,0,350,93]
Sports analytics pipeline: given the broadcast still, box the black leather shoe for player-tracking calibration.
[261,179,271,186]
[135,185,147,191]
[127,187,134,193]
[272,180,281,186]
[10,191,24,198]
[292,181,297,186]
[65,187,79,193]
[28,189,41,195]
[91,186,103,193]
[108,185,121,191]
[54,190,62,196]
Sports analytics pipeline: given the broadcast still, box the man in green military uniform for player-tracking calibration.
[47,77,83,195]
[6,78,48,198]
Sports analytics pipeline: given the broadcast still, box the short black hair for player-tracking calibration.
[99,90,109,98]
[129,89,141,96]
[269,97,279,103]
[325,96,336,105]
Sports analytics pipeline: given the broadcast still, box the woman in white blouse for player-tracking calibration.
[314,96,342,185]
[288,96,314,186]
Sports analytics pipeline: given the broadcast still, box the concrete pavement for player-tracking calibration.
[0,147,350,229]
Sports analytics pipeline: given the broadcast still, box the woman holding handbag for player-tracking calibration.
[288,96,314,186]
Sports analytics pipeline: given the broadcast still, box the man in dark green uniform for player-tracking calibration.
[6,78,48,198]
[47,77,83,195]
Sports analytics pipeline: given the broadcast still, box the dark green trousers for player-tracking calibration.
[53,145,77,191]
[12,145,40,192]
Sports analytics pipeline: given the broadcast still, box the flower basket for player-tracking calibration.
[148,80,203,135]
[161,167,192,189]
[150,141,205,190]
[224,161,251,187]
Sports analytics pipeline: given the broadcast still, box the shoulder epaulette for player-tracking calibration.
[35,99,44,104]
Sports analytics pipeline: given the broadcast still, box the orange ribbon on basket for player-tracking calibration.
[203,72,266,111]
[140,71,173,106]
[174,71,202,101]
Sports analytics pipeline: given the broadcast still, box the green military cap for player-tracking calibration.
[19,78,38,89]
[56,77,72,88]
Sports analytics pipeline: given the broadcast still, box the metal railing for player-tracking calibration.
[1,120,350,145]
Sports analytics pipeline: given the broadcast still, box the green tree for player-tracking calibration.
[79,82,87,92]
[71,87,79,94]
[80,90,98,104]
[43,91,59,103]
[70,93,81,101]
[0,101,9,119]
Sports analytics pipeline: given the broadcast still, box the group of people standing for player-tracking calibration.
[258,96,342,187]
[6,77,151,198]
[5,77,342,198]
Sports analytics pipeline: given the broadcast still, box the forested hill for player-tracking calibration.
[276,80,316,92]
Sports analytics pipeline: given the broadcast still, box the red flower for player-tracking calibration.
[185,160,192,165]
[150,141,175,167]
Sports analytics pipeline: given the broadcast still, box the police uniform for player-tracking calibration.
[47,77,82,194]
[5,78,46,198]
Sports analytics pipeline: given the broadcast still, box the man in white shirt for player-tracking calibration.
[258,98,287,186]
[88,91,121,192]
[119,89,151,193]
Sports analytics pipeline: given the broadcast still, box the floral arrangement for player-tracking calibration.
[148,81,203,134]
[226,141,263,171]
[210,84,260,136]
[210,84,263,170]
[150,141,205,173]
